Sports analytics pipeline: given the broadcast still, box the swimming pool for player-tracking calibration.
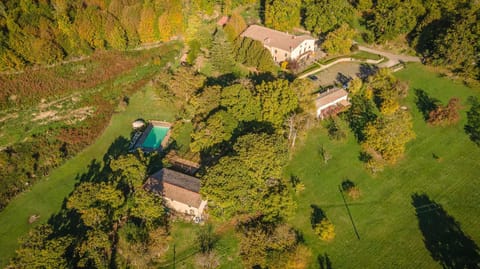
[141,126,170,149]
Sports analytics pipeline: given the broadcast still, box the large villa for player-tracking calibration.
[241,25,316,63]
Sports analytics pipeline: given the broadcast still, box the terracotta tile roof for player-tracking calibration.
[240,25,314,52]
[217,16,229,26]
[144,168,203,208]
[315,88,349,109]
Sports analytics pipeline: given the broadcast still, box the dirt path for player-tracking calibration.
[358,45,421,68]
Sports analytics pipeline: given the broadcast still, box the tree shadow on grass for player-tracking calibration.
[411,193,480,269]
[310,204,326,228]
[318,253,333,269]
[414,89,439,121]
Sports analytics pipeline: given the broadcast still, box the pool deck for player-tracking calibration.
[133,121,172,152]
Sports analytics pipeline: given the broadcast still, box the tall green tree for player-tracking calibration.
[466,97,480,146]
[110,153,147,192]
[264,0,301,32]
[10,225,72,268]
[221,84,261,122]
[303,0,355,35]
[256,79,298,127]
[210,28,236,73]
[202,133,295,221]
[367,0,425,42]
[321,24,355,55]
[362,110,415,163]
[191,110,238,153]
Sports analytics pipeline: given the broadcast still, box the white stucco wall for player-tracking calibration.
[265,39,315,62]
[316,95,348,118]
[266,45,290,62]
[164,197,207,218]
[291,39,315,60]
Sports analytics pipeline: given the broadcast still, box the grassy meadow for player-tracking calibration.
[0,85,177,267]
[285,63,480,268]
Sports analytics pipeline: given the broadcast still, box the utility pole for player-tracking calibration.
[173,244,176,269]
[339,185,361,240]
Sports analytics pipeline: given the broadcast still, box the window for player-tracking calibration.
[274,49,277,54]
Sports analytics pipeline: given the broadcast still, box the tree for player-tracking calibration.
[66,182,124,227]
[210,29,236,73]
[346,94,377,141]
[196,224,218,253]
[237,219,298,268]
[256,79,298,127]
[234,37,276,73]
[137,2,157,43]
[190,110,238,153]
[321,24,356,55]
[465,97,480,146]
[285,245,312,269]
[220,84,261,122]
[325,118,346,141]
[348,77,363,95]
[428,97,461,126]
[10,225,71,268]
[367,0,425,42]
[429,6,480,79]
[76,229,112,269]
[224,12,247,42]
[202,133,294,221]
[109,153,147,192]
[190,85,222,119]
[367,68,408,115]
[362,110,415,164]
[314,218,336,241]
[303,0,355,35]
[74,6,106,49]
[129,189,166,228]
[157,0,184,41]
[264,0,301,32]
[104,12,127,50]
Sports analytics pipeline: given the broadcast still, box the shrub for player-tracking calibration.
[325,118,347,141]
[314,218,336,241]
[428,97,460,126]
[342,180,361,200]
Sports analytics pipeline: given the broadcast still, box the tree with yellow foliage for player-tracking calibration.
[314,218,336,241]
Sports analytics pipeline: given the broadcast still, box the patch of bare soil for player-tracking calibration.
[0,113,18,123]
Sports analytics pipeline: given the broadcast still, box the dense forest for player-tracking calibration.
[0,0,478,79]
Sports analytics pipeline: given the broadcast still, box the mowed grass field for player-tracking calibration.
[0,86,177,267]
[286,63,480,268]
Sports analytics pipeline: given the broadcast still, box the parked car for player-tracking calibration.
[308,75,318,81]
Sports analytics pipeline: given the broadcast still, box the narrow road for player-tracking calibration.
[358,45,421,68]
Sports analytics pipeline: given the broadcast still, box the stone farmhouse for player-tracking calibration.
[240,25,316,63]
[144,168,207,220]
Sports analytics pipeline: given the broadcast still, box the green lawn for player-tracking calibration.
[0,86,177,267]
[158,221,241,269]
[285,63,480,268]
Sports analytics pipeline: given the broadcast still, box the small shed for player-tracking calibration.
[315,88,350,119]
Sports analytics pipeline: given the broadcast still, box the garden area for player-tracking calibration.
[285,63,480,268]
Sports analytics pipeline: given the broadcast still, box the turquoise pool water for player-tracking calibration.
[141,126,169,149]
